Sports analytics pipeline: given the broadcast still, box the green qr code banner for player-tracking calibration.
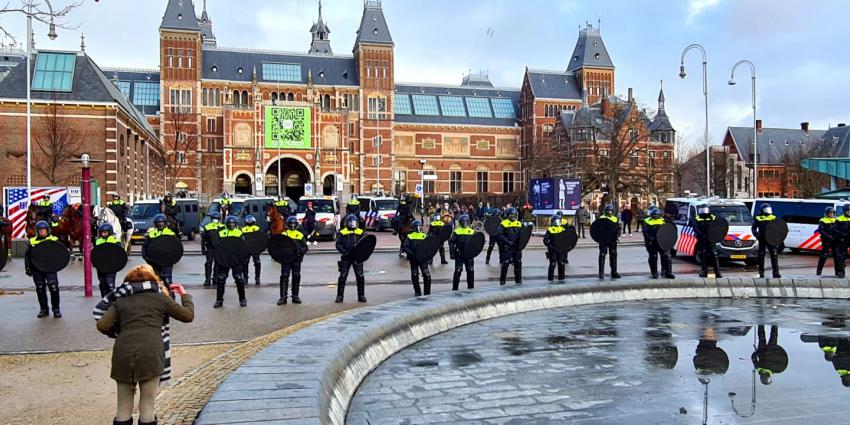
[264,106,312,149]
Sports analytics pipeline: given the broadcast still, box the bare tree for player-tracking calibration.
[163,108,198,193]
[780,139,834,198]
[32,102,82,185]
[673,137,704,196]
[0,0,82,44]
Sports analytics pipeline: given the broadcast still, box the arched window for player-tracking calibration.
[287,92,294,101]
[202,88,208,106]
[232,90,240,106]
[322,94,331,111]
[214,88,221,106]
[241,90,248,106]
[271,92,278,102]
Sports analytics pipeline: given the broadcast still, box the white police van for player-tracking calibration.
[746,198,841,253]
[356,195,399,231]
[664,197,758,265]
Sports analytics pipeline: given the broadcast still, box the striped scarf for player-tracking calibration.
[92,281,173,383]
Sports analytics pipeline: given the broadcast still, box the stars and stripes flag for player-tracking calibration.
[5,187,68,239]
[676,225,698,256]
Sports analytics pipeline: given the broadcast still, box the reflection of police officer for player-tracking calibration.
[495,208,524,285]
[241,215,262,286]
[278,216,308,305]
[751,325,788,385]
[448,214,475,290]
[95,223,122,297]
[543,214,568,281]
[25,221,61,318]
[213,216,247,308]
[810,336,850,388]
[201,212,223,286]
[643,207,674,279]
[335,215,367,303]
[692,204,722,278]
[142,214,177,286]
[402,220,431,296]
[427,213,448,265]
[817,207,843,277]
[693,328,729,375]
[596,205,621,280]
[752,203,780,278]
[645,308,678,370]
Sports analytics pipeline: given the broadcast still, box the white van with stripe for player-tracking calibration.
[664,197,758,265]
[747,198,841,253]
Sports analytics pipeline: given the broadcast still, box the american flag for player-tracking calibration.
[676,225,698,256]
[6,187,67,239]
[365,210,380,229]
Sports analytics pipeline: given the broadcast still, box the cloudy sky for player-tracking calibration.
[3,0,847,144]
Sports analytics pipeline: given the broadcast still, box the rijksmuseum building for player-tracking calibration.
[108,0,675,203]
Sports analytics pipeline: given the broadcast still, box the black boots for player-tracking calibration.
[138,418,158,425]
[412,275,422,297]
[236,284,247,307]
[499,265,508,285]
[467,271,475,289]
[113,419,133,425]
[335,277,346,303]
[423,274,432,295]
[356,275,367,303]
[204,264,212,286]
[771,254,781,278]
[548,262,556,281]
[291,274,302,304]
[254,263,261,285]
[277,278,288,305]
[649,260,659,279]
[48,284,61,318]
[452,269,462,291]
[514,261,522,284]
[598,255,606,279]
[213,282,224,308]
[610,253,620,279]
[36,286,49,318]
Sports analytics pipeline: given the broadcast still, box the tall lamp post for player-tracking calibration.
[70,154,102,298]
[679,44,711,197]
[419,159,426,220]
[728,60,757,198]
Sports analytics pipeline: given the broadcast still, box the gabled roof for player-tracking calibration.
[354,0,393,48]
[525,69,582,100]
[160,0,201,32]
[201,47,358,86]
[821,125,850,157]
[727,126,829,165]
[566,24,614,72]
[394,83,520,127]
[649,109,674,132]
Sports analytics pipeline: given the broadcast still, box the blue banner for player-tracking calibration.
[529,178,581,212]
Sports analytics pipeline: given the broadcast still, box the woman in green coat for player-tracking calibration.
[96,265,194,425]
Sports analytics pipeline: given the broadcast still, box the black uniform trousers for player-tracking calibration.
[645,244,672,277]
[280,260,302,299]
[485,237,498,264]
[598,242,618,276]
[499,247,522,285]
[204,249,215,284]
[757,242,781,277]
[697,241,721,276]
[214,264,245,302]
[32,269,60,312]
[152,264,174,285]
[97,271,116,298]
[547,250,567,281]
[243,253,261,284]
[817,239,844,277]
[337,260,365,299]
[452,256,474,290]
[409,260,431,296]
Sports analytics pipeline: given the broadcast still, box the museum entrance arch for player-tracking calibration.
[234,173,253,195]
[265,157,312,202]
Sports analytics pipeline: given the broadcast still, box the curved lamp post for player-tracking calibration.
[680,44,711,197]
[729,60,757,198]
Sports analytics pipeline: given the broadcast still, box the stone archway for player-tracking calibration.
[322,174,335,196]
[234,173,253,195]
[265,156,312,201]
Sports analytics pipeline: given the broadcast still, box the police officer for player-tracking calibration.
[693,204,723,278]
[213,216,247,308]
[495,207,524,285]
[448,214,476,290]
[836,204,850,276]
[393,197,412,236]
[596,204,621,280]
[162,193,180,234]
[335,214,367,303]
[427,213,449,265]
[201,212,224,286]
[94,223,122,297]
[402,220,432,296]
[817,206,842,277]
[274,196,292,218]
[107,194,128,233]
[278,216,308,305]
[25,221,62,318]
[142,214,178,285]
[485,207,504,265]
[34,194,53,222]
[643,207,675,279]
[345,196,363,228]
[241,215,262,285]
[752,203,781,278]
[543,213,568,281]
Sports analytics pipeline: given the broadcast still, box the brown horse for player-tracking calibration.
[396,213,414,258]
[54,205,85,253]
[0,217,12,259]
[24,204,40,238]
[266,203,285,235]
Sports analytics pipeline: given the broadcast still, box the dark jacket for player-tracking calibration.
[448,227,475,258]
[642,217,667,245]
[819,217,837,244]
[621,209,633,224]
[495,219,523,248]
[302,209,317,231]
[283,229,309,257]
[751,214,777,242]
[692,213,716,246]
[336,227,365,258]
[108,200,129,220]
[96,292,194,384]
[402,231,427,261]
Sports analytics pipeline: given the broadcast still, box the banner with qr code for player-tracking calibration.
[264,106,312,149]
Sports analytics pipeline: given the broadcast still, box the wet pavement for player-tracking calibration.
[348,298,850,424]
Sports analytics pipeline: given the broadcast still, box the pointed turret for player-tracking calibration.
[353,0,393,50]
[567,23,613,72]
[199,0,216,46]
[309,0,332,55]
[650,80,675,141]
[160,0,200,32]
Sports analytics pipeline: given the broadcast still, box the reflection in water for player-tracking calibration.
[801,334,850,388]
[693,328,729,375]
[644,308,678,369]
[752,325,789,385]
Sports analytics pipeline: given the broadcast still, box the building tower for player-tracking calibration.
[354,0,394,194]
[567,23,614,105]
[308,0,332,55]
[649,80,675,144]
[199,0,216,47]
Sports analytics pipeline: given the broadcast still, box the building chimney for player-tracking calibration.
[801,122,809,133]
[627,87,633,103]
[756,119,763,133]
[601,95,610,117]
[838,123,847,128]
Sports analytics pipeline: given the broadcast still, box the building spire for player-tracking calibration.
[80,33,86,53]
[658,79,666,111]
[309,0,333,55]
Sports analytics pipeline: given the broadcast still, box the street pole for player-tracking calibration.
[680,44,711,197]
[729,60,757,198]
[419,159,426,220]
[26,3,32,209]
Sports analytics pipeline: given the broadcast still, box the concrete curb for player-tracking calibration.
[195,276,850,425]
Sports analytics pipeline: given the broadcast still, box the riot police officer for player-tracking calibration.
[213,216,247,308]
[448,214,476,290]
[142,214,177,285]
[543,213,568,281]
[393,197,412,236]
[495,207,524,285]
[693,204,723,278]
[752,203,781,278]
[107,194,129,233]
[345,197,364,229]
[241,215,262,285]
[201,212,224,286]
[34,194,53,222]
[427,213,449,265]
[25,221,61,318]
[278,216,308,305]
[643,207,675,279]
[596,204,621,280]
[817,206,843,277]
[95,223,122,297]
[274,196,292,218]
[335,214,367,303]
[402,220,431,296]
[485,207,504,265]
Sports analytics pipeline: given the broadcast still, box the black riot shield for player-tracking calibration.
[706,218,730,244]
[0,248,7,272]
[92,243,128,274]
[553,229,579,255]
[243,231,269,255]
[417,235,441,263]
[214,237,250,269]
[655,223,679,251]
[31,240,70,273]
[484,216,501,236]
[350,234,377,263]
[146,235,184,267]
[764,219,789,247]
[463,232,486,259]
[437,225,453,243]
[517,225,534,250]
[590,219,619,244]
[268,234,298,265]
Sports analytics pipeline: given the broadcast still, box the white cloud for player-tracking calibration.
[686,0,723,24]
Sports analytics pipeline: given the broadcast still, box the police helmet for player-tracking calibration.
[761,203,773,215]
[697,204,710,215]
[98,223,114,234]
[650,208,662,218]
[604,204,615,214]
[843,204,850,216]
[245,215,256,224]
[432,213,442,222]
[825,206,836,216]
[551,214,562,226]
[412,220,423,231]
[459,214,471,227]
[153,214,168,224]
[346,214,359,229]
[286,216,298,229]
[506,207,519,220]
[112,193,120,199]
[34,220,50,230]
[42,194,50,200]
[211,212,222,220]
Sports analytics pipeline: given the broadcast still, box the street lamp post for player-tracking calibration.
[680,44,711,197]
[419,159,426,220]
[728,60,757,198]
[70,154,101,298]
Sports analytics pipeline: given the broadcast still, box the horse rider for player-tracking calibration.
[448,214,476,290]
[95,223,122,297]
[393,196,412,236]
[752,203,781,279]
[335,214,367,303]
[596,204,621,280]
[25,220,62,318]
[543,213,568,282]
[142,214,177,285]
[402,220,432,296]
[241,215,263,286]
[495,207,524,285]
[692,204,723,278]
[213,216,247,308]
[161,193,180,234]
[274,196,292,218]
[107,193,129,233]
[278,216,308,305]
[427,213,449,265]
[34,194,54,222]
[642,207,675,279]
[817,206,843,277]
[201,212,224,287]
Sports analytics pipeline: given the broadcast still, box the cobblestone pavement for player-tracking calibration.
[348,298,850,424]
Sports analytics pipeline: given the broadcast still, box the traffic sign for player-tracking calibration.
[304,183,314,196]
[415,183,423,196]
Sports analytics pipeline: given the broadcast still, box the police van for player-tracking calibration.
[296,196,340,240]
[202,196,275,232]
[746,198,841,253]
[356,195,399,231]
[130,198,200,242]
[664,197,758,265]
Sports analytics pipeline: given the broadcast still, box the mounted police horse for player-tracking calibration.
[93,205,132,253]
